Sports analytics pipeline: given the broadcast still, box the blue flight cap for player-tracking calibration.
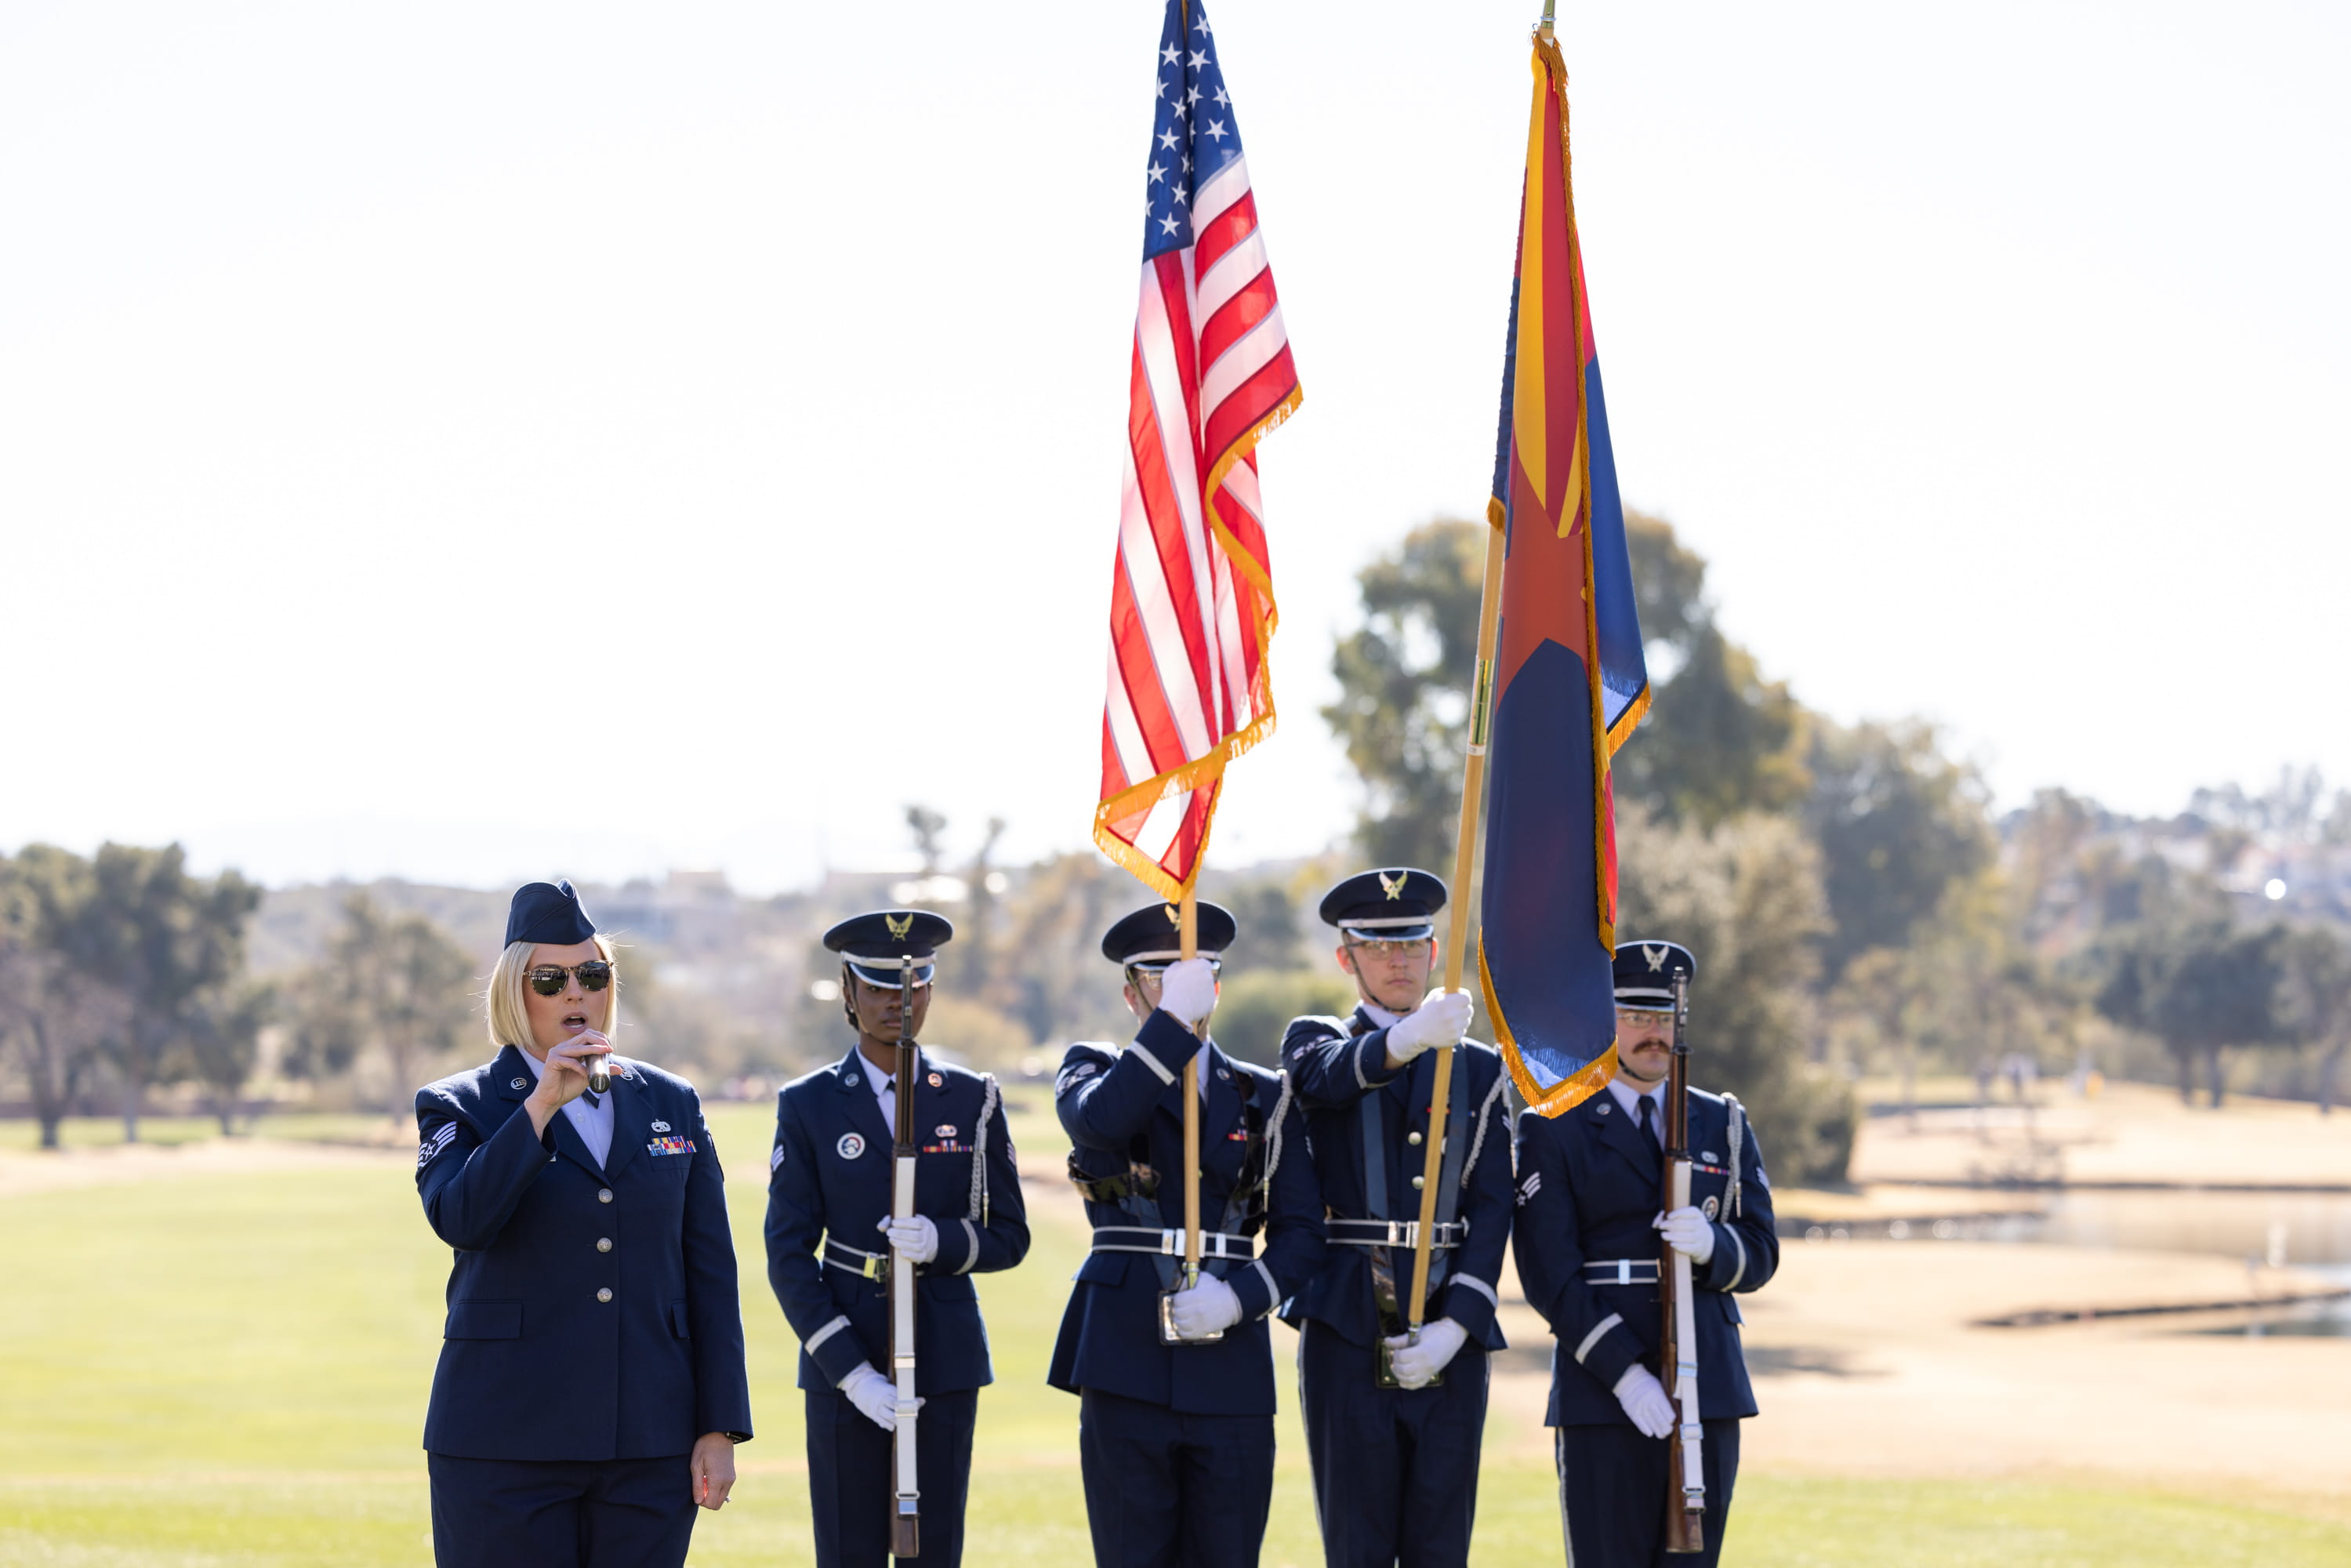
[505,880,597,948]
[1613,939,1696,1007]
[1317,867,1447,942]
[825,910,954,988]
[1101,900,1236,970]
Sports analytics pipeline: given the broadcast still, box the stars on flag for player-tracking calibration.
[1139,1,1246,259]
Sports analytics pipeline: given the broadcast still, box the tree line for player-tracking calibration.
[1322,515,2351,1177]
[8,517,2346,1170]
[0,844,475,1143]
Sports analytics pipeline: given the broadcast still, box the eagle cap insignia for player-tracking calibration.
[1645,944,1669,972]
[1379,870,1406,901]
[885,913,914,941]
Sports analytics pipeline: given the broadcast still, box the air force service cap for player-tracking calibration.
[1318,867,1447,942]
[1613,939,1696,1007]
[1101,900,1236,971]
[825,909,954,988]
[505,880,598,948]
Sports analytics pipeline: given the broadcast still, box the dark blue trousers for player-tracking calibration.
[1077,1386,1277,1568]
[806,1386,978,1568]
[1295,1319,1489,1568]
[1554,1417,1740,1568]
[426,1450,697,1568]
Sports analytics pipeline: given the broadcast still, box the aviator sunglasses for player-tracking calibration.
[527,960,615,996]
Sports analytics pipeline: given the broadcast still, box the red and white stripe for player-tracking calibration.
[1096,154,1300,898]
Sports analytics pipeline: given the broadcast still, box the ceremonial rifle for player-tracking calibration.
[1660,968,1705,1552]
[888,956,921,1558]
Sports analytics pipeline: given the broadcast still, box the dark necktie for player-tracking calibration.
[1637,1094,1662,1159]
[580,1091,600,1109]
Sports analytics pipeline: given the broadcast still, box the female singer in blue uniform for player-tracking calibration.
[413,880,754,1568]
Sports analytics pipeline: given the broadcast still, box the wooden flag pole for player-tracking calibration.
[1180,890,1203,1287]
[1406,524,1507,1332]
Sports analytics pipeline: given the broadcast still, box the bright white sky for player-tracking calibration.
[4,2,2345,892]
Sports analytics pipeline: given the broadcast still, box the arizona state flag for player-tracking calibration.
[1476,31,1650,1117]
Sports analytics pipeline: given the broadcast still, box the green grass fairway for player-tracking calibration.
[0,1104,2343,1565]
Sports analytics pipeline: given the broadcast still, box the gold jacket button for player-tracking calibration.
[1408,1131,1423,1145]
[597,1287,613,1303]
[597,1237,613,1253]
[597,1189,614,1203]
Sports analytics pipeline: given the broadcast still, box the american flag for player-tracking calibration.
[1094,0,1301,901]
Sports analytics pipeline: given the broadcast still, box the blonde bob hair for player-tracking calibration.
[485,935,620,1052]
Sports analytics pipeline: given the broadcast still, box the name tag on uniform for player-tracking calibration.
[648,1136,697,1156]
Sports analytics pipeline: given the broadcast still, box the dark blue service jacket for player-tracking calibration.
[764,1046,1029,1395]
[1278,1007,1515,1348]
[1513,1085,1777,1427]
[414,1044,754,1461]
[1047,1010,1326,1416]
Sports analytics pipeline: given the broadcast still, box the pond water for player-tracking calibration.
[1790,1189,2351,1336]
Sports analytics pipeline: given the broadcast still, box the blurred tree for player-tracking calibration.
[186,981,277,1134]
[1890,872,2079,1099]
[64,844,261,1142]
[2095,918,2289,1108]
[1614,807,1853,1183]
[1212,968,1359,1068]
[1323,511,1810,866]
[905,806,949,877]
[1802,719,1994,983]
[288,894,474,1110]
[1830,945,1939,1123]
[959,816,1008,1000]
[1203,873,1306,978]
[0,848,126,1148]
[2280,925,2351,1116]
[999,851,1148,1049]
[1323,520,1487,871]
[1612,514,1808,829]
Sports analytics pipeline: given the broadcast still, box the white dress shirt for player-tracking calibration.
[522,1045,615,1170]
[858,1049,902,1131]
[1605,1073,1667,1142]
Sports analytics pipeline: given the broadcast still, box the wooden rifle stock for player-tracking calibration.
[888,956,921,1559]
[1660,970,1705,1552]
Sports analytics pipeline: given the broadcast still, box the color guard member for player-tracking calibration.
[1513,941,1777,1567]
[415,879,753,1568]
[764,910,1029,1568]
[1279,868,1515,1568]
[1049,901,1326,1568]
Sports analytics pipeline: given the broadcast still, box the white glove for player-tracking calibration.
[1613,1363,1677,1439]
[1381,1317,1468,1389]
[1386,988,1474,1063]
[1654,1205,1716,1265]
[1166,1273,1244,1339]
[840,1364,919,1432]
[880,1213,939,1265]
[1156,957,1219,1028]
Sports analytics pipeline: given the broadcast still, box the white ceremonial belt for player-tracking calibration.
[1327,1218,1468,1250]
[822,1237,893,1280]
[1090,1225,1255,1261]
[1582,1258,1662,1286]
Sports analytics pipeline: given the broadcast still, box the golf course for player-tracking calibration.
[2,1095,2346,1566]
